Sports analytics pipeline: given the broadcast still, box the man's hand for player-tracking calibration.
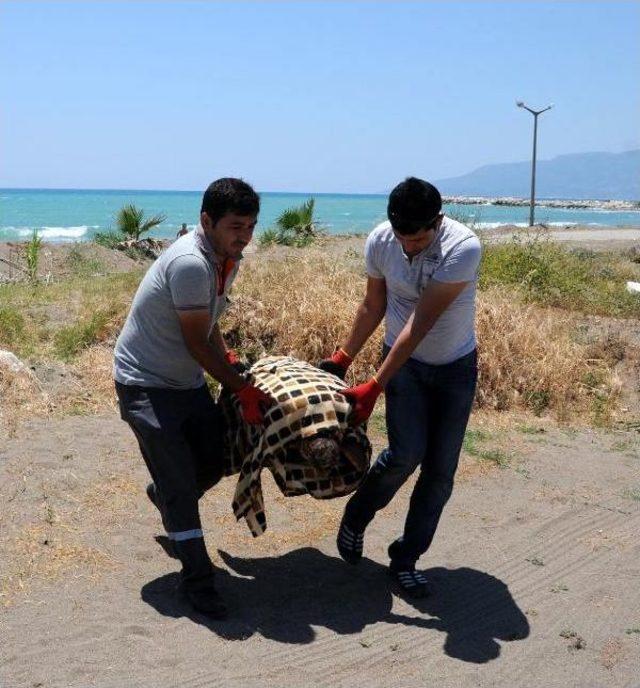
[235,384,275,425]
[224,348,249,374]
[341,377,383,425]
[318,348,353,380]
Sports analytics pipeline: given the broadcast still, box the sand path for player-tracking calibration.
[2,411,639,688]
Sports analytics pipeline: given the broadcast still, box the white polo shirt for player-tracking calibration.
[365,216,482,365]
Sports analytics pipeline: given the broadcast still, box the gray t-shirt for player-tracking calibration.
[113,226,239,389]
[365,216,481,365]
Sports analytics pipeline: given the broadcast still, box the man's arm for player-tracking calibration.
[177,310,246,392]
[375,279,468,387]
[342,276,387,358]
[208,322,229,356]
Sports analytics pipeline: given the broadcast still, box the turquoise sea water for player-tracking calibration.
[1,189,639,242]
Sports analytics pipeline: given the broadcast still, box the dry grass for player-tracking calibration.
[52,345,118,416]
[476,289,619,419]
[1,242,627,427]
[223,253,620,421]
[0,522,115,606]
[0,366,50,436]
[81,472,141,519]
[223,249,383,384]
[0,470,137,606]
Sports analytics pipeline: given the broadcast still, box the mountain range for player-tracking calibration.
[435,150,640,201]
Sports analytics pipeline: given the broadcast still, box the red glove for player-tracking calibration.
[224,349,241,366]
[341,377,383,425]
[235,384,274,425]
[317,347,353,380]
[225,349,249,373]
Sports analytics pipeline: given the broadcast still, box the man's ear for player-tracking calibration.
[200,211,211,230]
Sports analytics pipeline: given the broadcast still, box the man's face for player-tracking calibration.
[201,211,258,261]
[392,215,443,257]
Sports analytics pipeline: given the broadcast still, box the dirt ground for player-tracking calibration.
[1,406,639,688]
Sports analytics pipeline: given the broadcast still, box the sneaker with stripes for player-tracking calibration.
[389,567,429,598]
[337,520,364,564]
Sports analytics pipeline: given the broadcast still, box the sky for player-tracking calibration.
[1,1,639,193]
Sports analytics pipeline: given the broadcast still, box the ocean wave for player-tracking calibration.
[19,225,91,239]
[476,222,529,229]
[475,221,585,230]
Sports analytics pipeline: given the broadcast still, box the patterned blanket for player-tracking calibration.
[219,356,372,536]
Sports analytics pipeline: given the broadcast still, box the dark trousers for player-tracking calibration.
[115,381,225,591]
[344,348,477,569]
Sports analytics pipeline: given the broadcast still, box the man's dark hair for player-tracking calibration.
[201,178,260,225]
[387,177,442,235]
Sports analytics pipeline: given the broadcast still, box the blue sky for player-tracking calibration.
[1,1,639,193]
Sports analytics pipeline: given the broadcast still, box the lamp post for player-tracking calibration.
[516,101,553,226]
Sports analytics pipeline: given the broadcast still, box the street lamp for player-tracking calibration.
[516,101,553,226]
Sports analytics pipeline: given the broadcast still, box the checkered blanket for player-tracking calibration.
[219,356,372,536]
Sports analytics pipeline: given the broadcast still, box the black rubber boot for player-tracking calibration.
[173,538,227,618]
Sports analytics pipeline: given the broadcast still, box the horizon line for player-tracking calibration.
[0,186,391,197]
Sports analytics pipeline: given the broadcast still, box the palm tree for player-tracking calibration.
[116,204,167,242]
[274,198,318,246]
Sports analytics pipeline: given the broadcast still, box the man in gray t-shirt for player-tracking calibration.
[113,178,274,617]
[319,177,481,598]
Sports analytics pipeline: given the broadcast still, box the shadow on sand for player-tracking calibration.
[141,546,529,663]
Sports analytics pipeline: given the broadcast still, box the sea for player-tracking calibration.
[1,188,639,243]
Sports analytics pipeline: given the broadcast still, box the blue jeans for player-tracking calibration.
[344,347,477,569]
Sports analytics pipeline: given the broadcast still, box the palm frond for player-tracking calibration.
[116,205,166,240]
[276,208,303,231]
[140,213,167,234]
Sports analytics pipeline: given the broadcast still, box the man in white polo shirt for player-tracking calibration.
[114,178,274,618]
[319,177,481,598]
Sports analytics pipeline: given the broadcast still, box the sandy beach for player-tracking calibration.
[2,410,639,688]
[480,224,640,252]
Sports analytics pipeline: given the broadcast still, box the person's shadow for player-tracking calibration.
[141,546,529,663]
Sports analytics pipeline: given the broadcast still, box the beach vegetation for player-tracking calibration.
[0,307,26,348]
[24,229,43,283]
[53,308,117,361]
[115,204,166,242]
[0,238,632,426]
[259,198,320,247]
[480,236,640,317]
[94,231,122,249]
[66,247,104,277]
[222,251,620,422]
[0,270,141,361]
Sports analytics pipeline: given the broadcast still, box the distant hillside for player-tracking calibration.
[436,150,640,201]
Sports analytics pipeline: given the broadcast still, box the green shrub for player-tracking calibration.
[260,199,321,248]
[66,247,104,276]
[24,229,43,283]
[257,228,280,247]
[94,231,122,249]
[53,310,113,361]
[116,204,166,241]
[480,237,640,317]
[0,307,26,348]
